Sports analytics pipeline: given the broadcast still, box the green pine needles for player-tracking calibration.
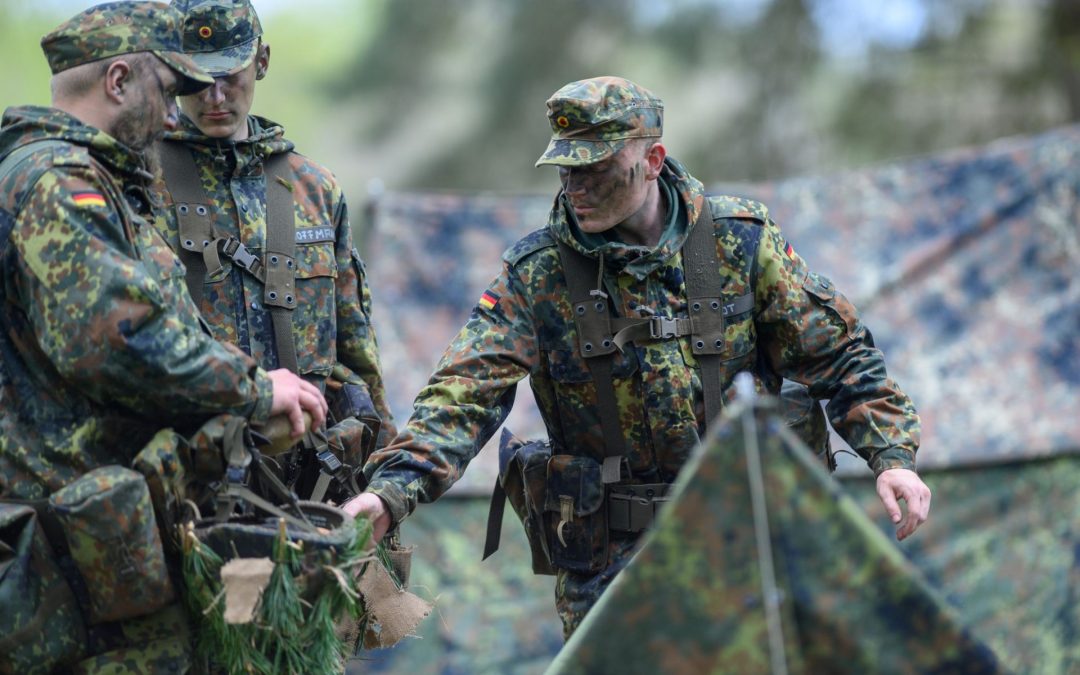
[180,515,374,674]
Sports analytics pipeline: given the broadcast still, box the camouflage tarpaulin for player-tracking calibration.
[547,389,1004,675]
[356,125,1080,673]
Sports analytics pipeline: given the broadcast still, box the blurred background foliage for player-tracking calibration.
[3,0,1079,198]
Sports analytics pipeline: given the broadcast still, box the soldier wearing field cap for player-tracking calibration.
[151,0,396,505]
[0,3,326,671]
[347,76,931,638]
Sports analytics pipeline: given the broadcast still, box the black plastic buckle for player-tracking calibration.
[223,238,262,275]
[316,448,343,475]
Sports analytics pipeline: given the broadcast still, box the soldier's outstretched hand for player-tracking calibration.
[342,492,392,541]
[267,368,327,437]
[876,468,932,541]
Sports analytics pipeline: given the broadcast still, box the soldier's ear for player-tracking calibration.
[255,44,270,80]
[644,142,666,180]
[104,59,133,103]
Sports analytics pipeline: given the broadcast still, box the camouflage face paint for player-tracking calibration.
[557,146,649,237]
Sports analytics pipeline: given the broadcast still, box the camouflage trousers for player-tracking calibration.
[554,536,640,640]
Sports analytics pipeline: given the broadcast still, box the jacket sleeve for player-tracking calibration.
[753,221,920,474]
[330,195,398,445]
[11,166,273,424]
[364,263,537,526]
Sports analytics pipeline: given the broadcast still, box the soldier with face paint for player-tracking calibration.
[151,0,396,501]
[346,76,931,638]
[0,2,327,671]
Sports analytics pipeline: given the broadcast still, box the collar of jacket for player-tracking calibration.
[547,155,708,281]
[0,105,155,185]
[166,113,294,170]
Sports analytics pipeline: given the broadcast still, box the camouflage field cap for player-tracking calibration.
[174,0,263,77]
[535,76,664,167]
[40,1,213,96]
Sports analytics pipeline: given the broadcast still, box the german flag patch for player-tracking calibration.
[72,191,106,208]
[783,241,797,261]
[478,290,499,310]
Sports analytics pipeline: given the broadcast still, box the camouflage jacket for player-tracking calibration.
[151,114,395,440]
[0,106,273,500]
[365,157,920,526]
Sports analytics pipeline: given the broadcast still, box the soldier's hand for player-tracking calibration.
[342,492,391,542]
[267,368,327,437]
[876,468,931,541]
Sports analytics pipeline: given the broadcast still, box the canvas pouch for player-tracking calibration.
[0,501,86,674]
[544,454,609,574]
[49,466,175,624]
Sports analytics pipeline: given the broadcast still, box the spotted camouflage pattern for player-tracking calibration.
[49,466,175,625]
[151,114,396,444]
[0,105,277,670]
[354,123,1080,674]
[174,0,263,77]
[0,105,273,501]
[536,76,664,167]
[364,155,919,634]
[40,1,212,95]
[548,393,1003,674]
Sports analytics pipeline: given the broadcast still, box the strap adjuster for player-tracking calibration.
[649,316,679,339]
[221,237,263,277]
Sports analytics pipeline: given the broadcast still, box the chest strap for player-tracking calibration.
[157,142,299,373]
[558,199,747,482]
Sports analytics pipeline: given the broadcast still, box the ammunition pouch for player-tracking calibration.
[0,501,86,674]
[780,380,835,471]
[544,454,608,574]
[326,370,381,465]
[483,430,554,575]
[49,466,176,625]
[607,483,674,534]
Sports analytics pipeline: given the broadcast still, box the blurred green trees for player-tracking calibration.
[3,0,1078,191]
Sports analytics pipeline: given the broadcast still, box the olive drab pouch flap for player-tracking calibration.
[49,466,175,625]
[544,454,608,574]
[483,429,554,575]
[0,502,86,674]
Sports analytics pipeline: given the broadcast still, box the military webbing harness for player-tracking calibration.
[157,142,349,502]
[559,199,754,484]
[483,200,756,560]
[157,141,300,374]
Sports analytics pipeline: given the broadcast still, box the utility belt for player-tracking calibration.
[484,431,673,577]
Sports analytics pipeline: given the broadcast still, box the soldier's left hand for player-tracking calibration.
[875,468,931,541]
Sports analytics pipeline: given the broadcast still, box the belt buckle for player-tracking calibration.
[649,316,678,339]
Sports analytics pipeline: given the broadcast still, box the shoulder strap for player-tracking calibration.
[683,200,726,426]
[156,141,215,307]
[262,153,298,374]
[556,241,625,484]
[683,200,757,426]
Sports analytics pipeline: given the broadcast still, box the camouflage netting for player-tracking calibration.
[352,125,1080,673]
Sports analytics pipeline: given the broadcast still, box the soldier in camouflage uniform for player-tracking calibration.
[150,0,396,473]
[0,2,326,670]
[346,76,932,638]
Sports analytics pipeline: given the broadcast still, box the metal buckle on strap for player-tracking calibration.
[649,316,679,339]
